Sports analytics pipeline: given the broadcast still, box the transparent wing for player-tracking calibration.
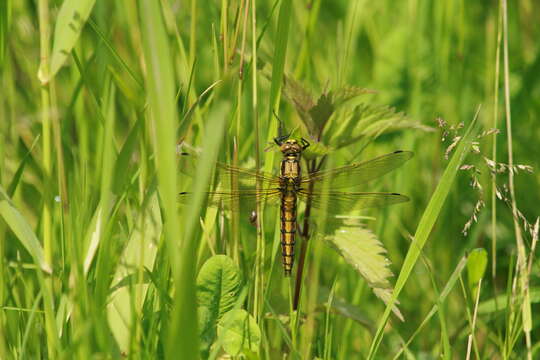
[178,152,280,191]
[178,188,282,209]
[297,190,409,213]
[301,150,413,190]
[178,151,282,209]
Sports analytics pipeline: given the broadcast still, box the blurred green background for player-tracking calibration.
[0,0,538,358]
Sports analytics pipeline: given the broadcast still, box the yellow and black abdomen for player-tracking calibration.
[280,189,297,276]
[279,157,301,276]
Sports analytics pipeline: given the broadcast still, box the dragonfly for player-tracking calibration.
[179,135,413,276]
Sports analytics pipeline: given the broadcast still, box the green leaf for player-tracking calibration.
[217,309,261,356]
[309,93,334,134]
[197,255,241,318]
[267,0,293,116]
[196,255,241,357]
[0,0,8,69]
[330,86,373,107]
[0,186,51,274]
[39,0,97,83]
[282,75,314,116]
[467,248,488,286]
[7,136,40,197]
[325,224,403,321]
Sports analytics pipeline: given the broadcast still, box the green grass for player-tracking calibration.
[1,0,539,358]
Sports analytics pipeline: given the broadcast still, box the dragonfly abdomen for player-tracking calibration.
[280,190,297,276]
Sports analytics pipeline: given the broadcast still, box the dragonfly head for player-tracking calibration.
[279,138,303,156]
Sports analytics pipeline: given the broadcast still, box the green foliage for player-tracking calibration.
[40,0,97,82]
[1,0,539,358]
[197,255,241,357]
[467,248,488,287]
[0,186,50,273]
[325,223,403,321]
[217,309,261,356]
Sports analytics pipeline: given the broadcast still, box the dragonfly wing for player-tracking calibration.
[297,190,409,213]
[178,188,282,209]
[178,151,280,190]
[301,150,413,190]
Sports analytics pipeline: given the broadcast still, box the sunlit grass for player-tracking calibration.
[0,0,538,359]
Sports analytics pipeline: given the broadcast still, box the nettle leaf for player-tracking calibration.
[325,224,404,321]
[196,255,241,357]
[309,93,334,136]
[330,86,374,107]
[325,103,424,151]
[217,309,261,356]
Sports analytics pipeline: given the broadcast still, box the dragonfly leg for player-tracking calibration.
[274,134,290,146]
[300,137,310,150]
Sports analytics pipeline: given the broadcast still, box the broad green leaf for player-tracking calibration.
[197,255,241,317]
[217,309,261,356]
[0,186,51,274]
[327,103,407,151]
[331,86,373,107]
[196,255,241,357]
[39,0,97,83]
[309,93,334,134]
[282,75,314,115]
[467,248,488,286]
[325,224,403,321]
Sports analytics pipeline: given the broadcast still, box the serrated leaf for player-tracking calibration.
[467,248,487,286]
[196,255,241,357]
[325,224,403,320]
[39,0,97,83]
[309,93,335,134]
[282,75,316,133]
[217,309,261,356]
[322,101,416,154]
[331,86,373,107]
[0,186,51,274]
[282,75,314,116]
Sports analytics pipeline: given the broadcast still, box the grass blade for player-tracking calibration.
[368,108,481,359]
[138,0,193,358]
[40,0,97,83]
[0,186,51,274]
